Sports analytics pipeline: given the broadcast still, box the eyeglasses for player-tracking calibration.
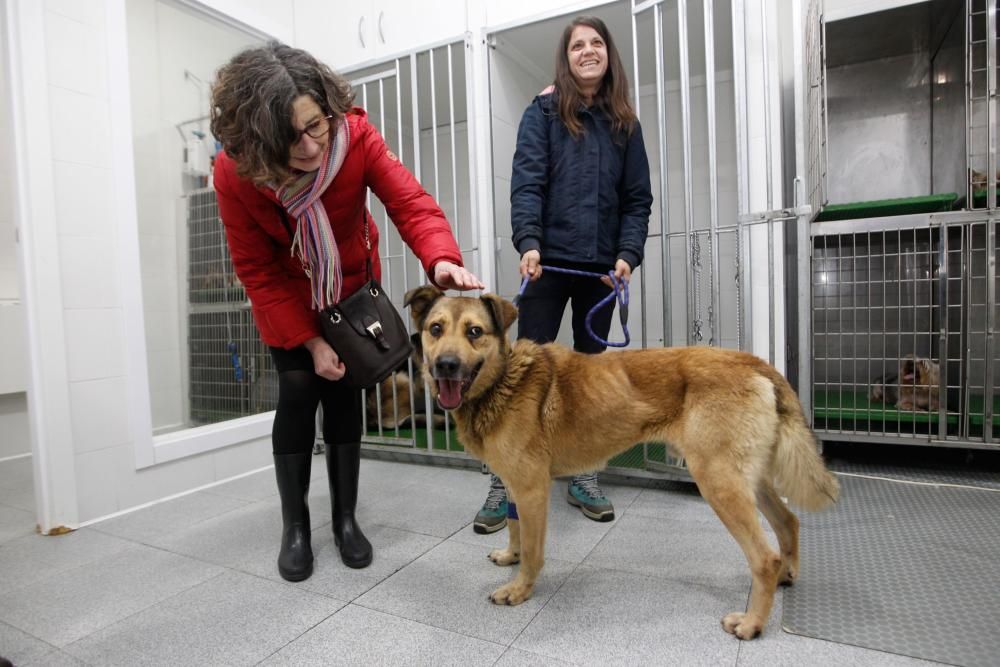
[292,115,334,144]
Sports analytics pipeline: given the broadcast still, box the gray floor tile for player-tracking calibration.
[449,483,622,564]
[626,481,720,523]
[19,649,90,667]
[0,503,36,544]
[0,529,134,594]
[65,570,344,667]
[355,539,577,645]
[583,512,755,592]
[152,497,329,570]
[261,604,505,666]
[494,647,579,666]
[0,479,35,513]
[364,473,491,538]
[738,592,946,666]
[0,620,56,666]
[236,523,442,601]
[90,491,251,544]
[204,467,281,502]
[0,543,224,646]
[0,456,32,487]
[513,565,745,666]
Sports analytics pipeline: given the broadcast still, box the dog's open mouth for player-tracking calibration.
[436,378,471,410]
[433,362,482,410]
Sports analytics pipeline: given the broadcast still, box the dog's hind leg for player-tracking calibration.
[489,479,550,606]
[756,482,800,586]
[690,458,781,640]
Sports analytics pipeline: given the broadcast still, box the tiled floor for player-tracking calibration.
[0,455,945,666]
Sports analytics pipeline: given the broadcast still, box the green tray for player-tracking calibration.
[967,394,1000,426]
[365,426,662,471]
[814,193,958,222]
[812,390,957,424]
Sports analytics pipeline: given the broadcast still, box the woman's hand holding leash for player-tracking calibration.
[601,259,632,290]
[520,249,542,281]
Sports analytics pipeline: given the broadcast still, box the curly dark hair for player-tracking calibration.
[210,41,355,186]
[553,16,636,140]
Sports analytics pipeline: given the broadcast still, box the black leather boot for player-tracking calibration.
[274,452,313,581]
[326,443,373,568]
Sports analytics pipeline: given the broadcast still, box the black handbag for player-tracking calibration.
[318,218,413,389]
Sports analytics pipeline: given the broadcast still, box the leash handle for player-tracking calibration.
[513,265,630,348]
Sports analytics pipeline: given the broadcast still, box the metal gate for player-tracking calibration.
[343,39,485,464]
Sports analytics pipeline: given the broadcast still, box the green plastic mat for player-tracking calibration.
[365,426,661,471]
[812,390,958,424]
[814,193,958,222]
[967,394,1000,426]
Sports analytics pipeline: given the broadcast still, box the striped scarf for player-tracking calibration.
[279,118,350,309]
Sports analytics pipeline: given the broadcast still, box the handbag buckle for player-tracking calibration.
[366,320,391,351]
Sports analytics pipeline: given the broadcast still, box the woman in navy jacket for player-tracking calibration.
[473,16,653,533]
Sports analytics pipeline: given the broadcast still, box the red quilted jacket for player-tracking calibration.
[213,107,463,349]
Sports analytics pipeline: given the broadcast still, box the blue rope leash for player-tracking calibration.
[514,265,630,348]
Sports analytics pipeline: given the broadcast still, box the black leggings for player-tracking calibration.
[270,346,362,455]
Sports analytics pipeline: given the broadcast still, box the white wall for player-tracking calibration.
[0,1,29,458]
[7,0,288,531]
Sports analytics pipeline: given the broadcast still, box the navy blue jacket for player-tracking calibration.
[510,92,652,271]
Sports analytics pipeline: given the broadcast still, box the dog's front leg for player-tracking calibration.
[489,488,520,566]
[489,482,549,606]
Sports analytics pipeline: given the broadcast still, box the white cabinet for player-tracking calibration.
[293,0,468,72]
[483,0,610,29]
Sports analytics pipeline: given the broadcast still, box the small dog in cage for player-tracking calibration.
[365,333,445,429]
[869,354,940,411]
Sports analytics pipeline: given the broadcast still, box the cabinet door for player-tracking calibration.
[293,0,373,71]
[373,0,467,58]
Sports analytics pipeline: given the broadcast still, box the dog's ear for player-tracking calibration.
[404,285,444,329]
[479,293,518,334]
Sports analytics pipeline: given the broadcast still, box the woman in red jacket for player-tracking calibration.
[210,42,483,582]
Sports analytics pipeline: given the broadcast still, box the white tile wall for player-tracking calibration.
[0,393,31,459]
[45,12,107,97]
[69,376,131,454]
[59,236,121,310]
[48,88,112,169]
[52,162,114,237]
[74,443,122,518]
[45,0,106,27]
[63,307,126,382]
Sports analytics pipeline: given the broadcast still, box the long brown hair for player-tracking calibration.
[210,41,355,187]
[553,16,636,139]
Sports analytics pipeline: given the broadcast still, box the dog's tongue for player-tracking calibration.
[437,379,464,410]
[903,372,914,381]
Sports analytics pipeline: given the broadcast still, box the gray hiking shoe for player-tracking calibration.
[567,473,615,521]
[473,474,509,534]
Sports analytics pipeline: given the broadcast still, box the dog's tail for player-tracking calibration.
[766,371,840,511]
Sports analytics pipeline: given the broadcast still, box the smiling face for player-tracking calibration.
[287,94,329,173]
[566,25,608,98]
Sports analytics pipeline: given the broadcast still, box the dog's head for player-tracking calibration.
[403,286,518,410]
[900,354,940,386]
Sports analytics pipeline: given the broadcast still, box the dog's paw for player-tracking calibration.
[722,612,763,640]
[488,548,520,566]
[489,581,532,606]
[778,562,797,586]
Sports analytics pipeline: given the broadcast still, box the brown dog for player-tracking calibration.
[404,286,840,640]
[897,354,940,412]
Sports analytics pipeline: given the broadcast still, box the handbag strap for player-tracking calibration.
[361,205,374,284]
